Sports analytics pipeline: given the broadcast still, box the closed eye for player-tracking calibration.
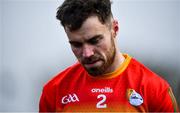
[88,35,103,45]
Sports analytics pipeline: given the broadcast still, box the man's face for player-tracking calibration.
[65,16,116,76]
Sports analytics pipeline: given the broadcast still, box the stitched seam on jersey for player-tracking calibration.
[168,87,178,112]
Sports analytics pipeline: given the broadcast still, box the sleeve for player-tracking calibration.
[39,87,56,112]
[39,90,49,112]
[165,87,179,112]
[154,87,179,112]
[147,77,179,112]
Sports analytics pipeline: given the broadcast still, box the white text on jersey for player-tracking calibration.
[61,93,79,104]
[91,87,113,93]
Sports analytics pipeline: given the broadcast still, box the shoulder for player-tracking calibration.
[126,57,170,96]
[39,62,84,111]
[129,58,170,94]
[43,62,83,91]
[128,57,178,112]
[129,58,169,86]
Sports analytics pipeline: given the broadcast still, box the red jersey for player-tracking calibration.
[39,54,179,112]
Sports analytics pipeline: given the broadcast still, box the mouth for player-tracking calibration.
[83,60,101,68]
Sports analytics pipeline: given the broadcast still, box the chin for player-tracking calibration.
[86,67,105,76]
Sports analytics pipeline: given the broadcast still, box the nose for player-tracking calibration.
[82,44,94,58]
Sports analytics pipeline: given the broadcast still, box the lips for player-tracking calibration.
[82,56,100,64]
[84,60,99,64]
[81,55,103,68]
[83,60,102,68]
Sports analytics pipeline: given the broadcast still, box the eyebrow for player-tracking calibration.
[89,35,102,41]
[69,40,81,45]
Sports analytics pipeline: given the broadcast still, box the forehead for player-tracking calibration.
[65,16,110,41]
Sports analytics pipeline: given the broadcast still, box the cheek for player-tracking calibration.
[99,34,113,51]
[98,39,114,57]
[95,45,108,59]
[98,40,112,52]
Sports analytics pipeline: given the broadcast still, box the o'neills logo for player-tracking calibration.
[61,93,79,104]
[91,87,113,93]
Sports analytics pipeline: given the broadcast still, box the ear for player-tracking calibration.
[112,20,119,38]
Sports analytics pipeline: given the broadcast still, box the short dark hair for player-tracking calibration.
[56,0,113,31]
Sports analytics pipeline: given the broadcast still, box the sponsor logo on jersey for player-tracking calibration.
[91,87,113,93]
[127,89,143,106]
[61,93,79,104]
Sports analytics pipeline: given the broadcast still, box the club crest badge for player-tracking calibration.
[127,89,143,106]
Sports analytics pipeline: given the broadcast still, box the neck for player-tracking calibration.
[105,51,125,74]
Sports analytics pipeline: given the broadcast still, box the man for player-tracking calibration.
[39,0,179,112]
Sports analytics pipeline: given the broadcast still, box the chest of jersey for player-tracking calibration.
[55,74,145,112]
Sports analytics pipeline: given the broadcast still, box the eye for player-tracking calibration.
[88,35,103,45]
[69,41,82,48]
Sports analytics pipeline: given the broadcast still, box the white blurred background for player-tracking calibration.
[0,0,179,111]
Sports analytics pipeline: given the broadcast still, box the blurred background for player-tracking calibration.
[0,0,179,111]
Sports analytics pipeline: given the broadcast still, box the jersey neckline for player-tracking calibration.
[87,53,132,79]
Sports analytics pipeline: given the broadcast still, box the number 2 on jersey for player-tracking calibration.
[96,94,107,108]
